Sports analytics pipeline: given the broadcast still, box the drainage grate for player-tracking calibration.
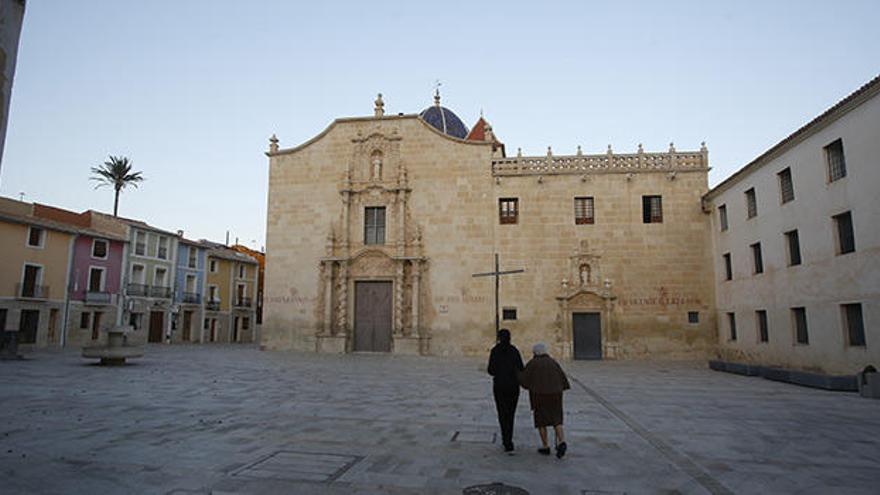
[451,431,497,443]
[231,450,362,483]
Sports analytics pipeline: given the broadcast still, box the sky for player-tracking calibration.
[1,0,878,248]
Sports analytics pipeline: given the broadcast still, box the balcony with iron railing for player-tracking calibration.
[85,291,112,304]
[127,283,172,299]
[205,300,221,311]
[127,283,148,296]
[16,283,49,300]
[182,292,201,304]
[234,296,253,308]
[149,286,172,299]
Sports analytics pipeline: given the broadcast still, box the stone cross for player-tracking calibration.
[472,253,525,336]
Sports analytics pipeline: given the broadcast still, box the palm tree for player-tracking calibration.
[90,155,145,217]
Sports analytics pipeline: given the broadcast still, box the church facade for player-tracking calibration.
[263,93,717,359]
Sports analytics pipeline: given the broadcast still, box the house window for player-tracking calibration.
[239,265,245,278]
[778,168,794,204]
[745,188,757,219]
[242,317,250,330]
[92,239,108,259]
[499,198,518,224]
[188,247,197,268]
[80,312,91,329]
[793,307,808,344]
[157,236,169,259]
[756,310,768,343]
[209,286,218,302]
[502,308,517,320]
[21,264,43,298]
[687,311,699,324]
[785,230,801,266]
[574,197,594,224]
[723,253,732,281]
[842,303,866,347]
[131,264,146,284]
[88,267,104,292]
[209,259,217,273]
[750,242,763,274]
[727,312,737,341]
[27,226,45,247]
[185,274,196,294]
[364,206,386,245]
[135,231,146,256]
[204,318,210,330]
[155,267,167,287]
[718,204,728,231]
[825,138,847,182]
[833,211,855,255]
[642,195,663,223]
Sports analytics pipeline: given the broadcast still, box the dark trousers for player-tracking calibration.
[493,388,520,448]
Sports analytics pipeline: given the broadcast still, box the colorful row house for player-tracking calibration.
[204,245,259,344]
[0,196,261,348]
[173,237,206,343]
[0,198,78,346]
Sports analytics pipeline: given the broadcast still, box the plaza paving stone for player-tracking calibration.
[1,345,879,494]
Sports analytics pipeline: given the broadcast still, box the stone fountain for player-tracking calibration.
[82,325,143,365]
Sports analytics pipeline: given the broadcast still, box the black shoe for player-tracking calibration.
[537,447,551,455]
[555,442,567,459]
[504,443,514,452]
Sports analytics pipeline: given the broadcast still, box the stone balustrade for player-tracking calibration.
[492,146,708,176]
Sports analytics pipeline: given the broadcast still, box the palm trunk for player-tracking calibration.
[113,187,121,217]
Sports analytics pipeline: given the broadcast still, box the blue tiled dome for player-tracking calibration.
[419,104,469,139]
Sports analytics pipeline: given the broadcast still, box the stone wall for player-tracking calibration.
[264,114,716,359]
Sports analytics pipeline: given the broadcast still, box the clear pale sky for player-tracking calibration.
[1,0,878,248]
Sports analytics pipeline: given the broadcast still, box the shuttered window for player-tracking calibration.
[364,207,386,245]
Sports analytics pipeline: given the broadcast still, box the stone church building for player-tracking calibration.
[263,92,716,359]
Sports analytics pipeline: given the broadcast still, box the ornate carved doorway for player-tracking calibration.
[354,281,392,352]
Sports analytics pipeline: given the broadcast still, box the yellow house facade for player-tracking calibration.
[204,246,258,343]
[0,199,76,347]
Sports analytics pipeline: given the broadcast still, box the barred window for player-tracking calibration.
[751,242,763,274]
[833,211,855,254]
[364,207,386,245]
[842,303,865,347]
[785,230,801,266]
[745,188,757,219]
[574,197,594,224]
[642,195,662,223]
[499,198,518,225]
[793,307,808,344]
[778,168,794,203]
[756,310,768,343]
[825,139,847,182]
[718,204,728,231]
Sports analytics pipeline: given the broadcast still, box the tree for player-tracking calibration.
[90,155,145,217]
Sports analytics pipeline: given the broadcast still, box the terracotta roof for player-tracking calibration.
[0,209,127,241]
[466,117,488,141]
[705,74,880,200]
[207,246,258,264]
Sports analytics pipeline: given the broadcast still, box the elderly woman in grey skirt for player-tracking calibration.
[519,342,570,458]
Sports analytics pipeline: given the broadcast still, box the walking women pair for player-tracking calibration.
[487,329,570,458]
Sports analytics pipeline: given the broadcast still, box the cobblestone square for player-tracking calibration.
[2,346,879,494]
